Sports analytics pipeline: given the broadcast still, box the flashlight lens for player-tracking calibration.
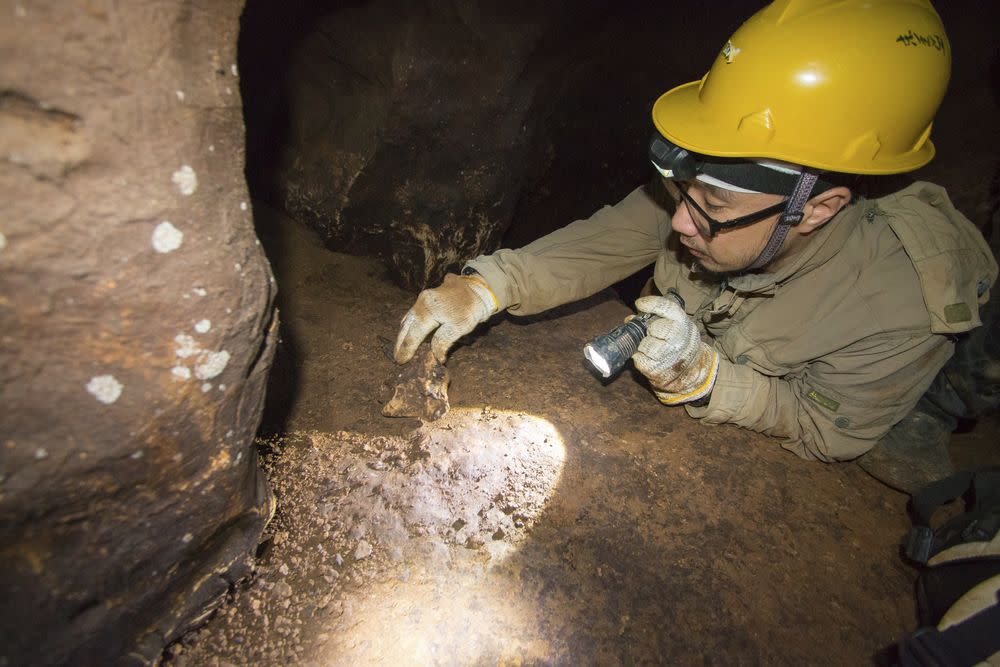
[584,344,612,378]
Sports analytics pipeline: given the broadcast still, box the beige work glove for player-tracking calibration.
[632,295,719,405]
[394,273,499,364]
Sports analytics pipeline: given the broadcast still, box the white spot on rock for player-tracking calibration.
[234,263,241,272]
[192,287,207,297]
[175,90,185,102]
[218,383,226,391]
[131,450,144,460]
[182,533,193,543]
[86,375,123,404]
[171,365,191,380]
[231,63,239,77]
[0,231,6,252]
[208,144,215,153]
[152,221,183,254]
[240,201,248,211]
[194,319,211,334]
[195,350,230,380]
[14,5,26,18]
[171,165,198,196]
[201,383,212,393]
[173,334,199,358]
[225,87,232,96]
[355,540,373,560]
[34,448,48,460]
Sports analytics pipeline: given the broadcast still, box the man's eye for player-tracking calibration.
[704,201,726,213]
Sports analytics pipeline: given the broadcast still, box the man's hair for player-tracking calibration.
[846,173,917,202]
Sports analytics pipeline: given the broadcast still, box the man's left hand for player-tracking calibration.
[632,295,719,405]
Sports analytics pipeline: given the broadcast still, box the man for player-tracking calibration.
[394,0,998,493]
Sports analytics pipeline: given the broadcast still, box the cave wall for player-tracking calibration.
[0,1,276,664]
[241,0,570,290]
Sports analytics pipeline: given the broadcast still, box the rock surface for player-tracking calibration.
[382,349,451,421]
[243,0,556,290]
[0,2,276,664]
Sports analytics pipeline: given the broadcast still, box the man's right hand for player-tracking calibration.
[393,273,499,364]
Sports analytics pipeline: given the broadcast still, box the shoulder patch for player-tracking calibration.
[807,389,840,413]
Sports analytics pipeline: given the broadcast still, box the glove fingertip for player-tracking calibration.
[634,295,654,309]
[393,345,414,364]
[430,340,450,364]
[634,295,670,315]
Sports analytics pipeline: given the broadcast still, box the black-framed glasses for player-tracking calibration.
[668,180,788,237]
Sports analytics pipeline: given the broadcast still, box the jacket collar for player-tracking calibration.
[725,197,873,295]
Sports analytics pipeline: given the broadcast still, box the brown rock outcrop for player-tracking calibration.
[0,1,276,664]
[242,1,563,290]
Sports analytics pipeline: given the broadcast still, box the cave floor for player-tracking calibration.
[168,203,1000,666]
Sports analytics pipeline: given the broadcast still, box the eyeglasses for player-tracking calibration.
[666,180,788,238]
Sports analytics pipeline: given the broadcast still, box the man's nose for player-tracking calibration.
[670,200,701,237]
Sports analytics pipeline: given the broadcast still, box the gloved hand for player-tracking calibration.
[632,295,719,405]
[394,273,499,364]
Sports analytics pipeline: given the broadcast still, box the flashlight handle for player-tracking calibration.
[613,313,654,360]
[624,290,683,355]
[615,290,684,362]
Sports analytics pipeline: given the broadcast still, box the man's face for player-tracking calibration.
[665,179,787,274]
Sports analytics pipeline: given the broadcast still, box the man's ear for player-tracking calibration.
[798,186,852,234]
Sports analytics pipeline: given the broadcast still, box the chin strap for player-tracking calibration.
[746,170,819,271]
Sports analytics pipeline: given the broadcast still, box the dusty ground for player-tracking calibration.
[167,203,1000,666]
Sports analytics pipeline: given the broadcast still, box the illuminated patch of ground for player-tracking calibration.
[172,410,565,665]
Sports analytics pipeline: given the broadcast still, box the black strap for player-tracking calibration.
[898,593,1000,666]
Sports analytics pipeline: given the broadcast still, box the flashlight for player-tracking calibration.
[583,289,685,379]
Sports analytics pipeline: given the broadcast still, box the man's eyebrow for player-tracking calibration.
[698,181,737,203]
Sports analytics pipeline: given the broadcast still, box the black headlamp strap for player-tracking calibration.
[746,170,818,271]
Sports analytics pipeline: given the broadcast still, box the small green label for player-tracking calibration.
[944,302,972,324]
[807,389,840,413]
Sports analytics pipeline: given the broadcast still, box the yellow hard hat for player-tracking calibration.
[651,0,951,175]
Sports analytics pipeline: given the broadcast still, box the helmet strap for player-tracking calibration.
[746,170,818,271]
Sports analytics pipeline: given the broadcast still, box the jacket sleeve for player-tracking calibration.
[685,332,954,461]
[464,185,670,316]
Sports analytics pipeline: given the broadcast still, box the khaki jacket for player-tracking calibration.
[467,182,997,461]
